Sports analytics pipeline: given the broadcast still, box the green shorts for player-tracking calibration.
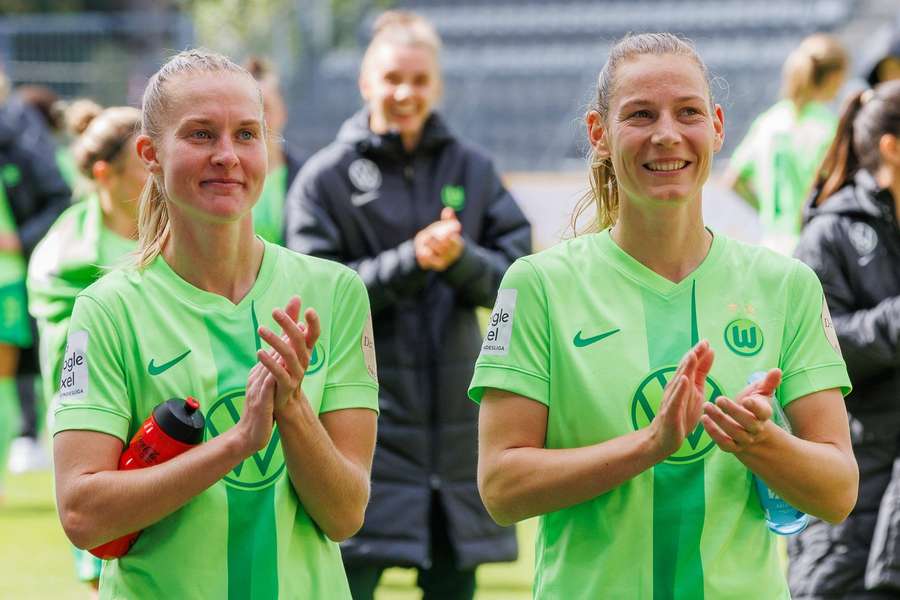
[0,280,31,347]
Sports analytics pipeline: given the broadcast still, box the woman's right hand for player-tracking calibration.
[234,360,276,457]
[647,340,715,460]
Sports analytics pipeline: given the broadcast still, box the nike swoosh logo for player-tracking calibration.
[351,191,378,207]
[573,329,621,347]
[148,349,192,376]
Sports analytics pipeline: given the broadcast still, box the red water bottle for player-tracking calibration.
[89,396,205,559]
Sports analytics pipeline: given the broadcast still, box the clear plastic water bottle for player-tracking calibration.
[747,371,809,535]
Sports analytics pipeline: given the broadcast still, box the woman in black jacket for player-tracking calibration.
[285,10,531,600]
[791,81,900,598]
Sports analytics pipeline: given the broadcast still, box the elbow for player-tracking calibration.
[478,470,522,527]
[817,463,859,525]
[323,510,365,543]
[58,505,99,550]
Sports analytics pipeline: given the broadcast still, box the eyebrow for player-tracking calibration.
[178,117,262,128]
[619,95,707,109]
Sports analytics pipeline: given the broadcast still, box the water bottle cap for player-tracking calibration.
[153,397,205,445]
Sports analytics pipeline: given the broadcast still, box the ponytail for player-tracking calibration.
[571,150,619,235]
[813,92,865,206]
[134,176,170,268]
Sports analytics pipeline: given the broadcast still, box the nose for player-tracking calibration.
[394,83,413,101]
[650,113,680,147]
[211,136,239,169]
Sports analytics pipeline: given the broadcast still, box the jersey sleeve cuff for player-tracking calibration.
[780,363,852,406]
[320,383,380,415]
[52,405,131,443]
[468,365,549,406]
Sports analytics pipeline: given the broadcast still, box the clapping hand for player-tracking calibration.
[701,368,781,454]
[649,340,715,459]
[414,207,465,271]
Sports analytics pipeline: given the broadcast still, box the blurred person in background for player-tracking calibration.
[27,105,145,594]
[7,91,101,474]
[860,14,900,88]
[725,34,848,255]
[244,56,306,245]
[791,81,900,599]
[287,10,530,599]
[472,32,856,599]
[15,86,99,189]
[0,67,70,490]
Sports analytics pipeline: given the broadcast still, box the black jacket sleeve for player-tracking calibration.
[795,219,900,383]
[285,166,428,313]
[438,165,532,308]
[13,140,70,258]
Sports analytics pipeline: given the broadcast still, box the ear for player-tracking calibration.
[135,134,162,176]
[586,110,610,159]
[358,71,371,103]
[712,104,725,153]
[91,160,111,184]
[878,133,900,167]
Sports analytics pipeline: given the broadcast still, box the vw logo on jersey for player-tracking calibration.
[724,318,764,357]
[205,389,285,490]
[849,222,878,257]
[306,341,325,375]
[348,158,382,193]
[631,367,724,464]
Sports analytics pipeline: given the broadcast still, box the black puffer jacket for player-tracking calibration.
[285,111,530,569]
[0,98,70,259]
[789,170,900,598]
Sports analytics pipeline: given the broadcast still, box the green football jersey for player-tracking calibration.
[730,100,837,253]
[54,241,379,600]
[253,165,288,245]
[469,230,850,600]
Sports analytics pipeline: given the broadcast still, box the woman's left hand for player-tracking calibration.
[701,368,781,454]
[256,296,321,413]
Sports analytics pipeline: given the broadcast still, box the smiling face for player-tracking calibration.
[138,70,267,226]
[360,42,441,150]
[589,53,724,209]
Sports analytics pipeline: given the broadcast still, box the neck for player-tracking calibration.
[611,196,711,283]
[875,165,900,221]
[161,215,263,304]
[98,188,138,240]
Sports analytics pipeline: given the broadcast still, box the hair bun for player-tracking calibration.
[65,99,104,136]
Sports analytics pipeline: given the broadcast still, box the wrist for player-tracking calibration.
[274,391,316,426]
[641,426,671,465]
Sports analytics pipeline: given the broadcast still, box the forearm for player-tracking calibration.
[55,430,246,549]
[737,425,858,523]
[481,428,663,526]
[275,398,370,541]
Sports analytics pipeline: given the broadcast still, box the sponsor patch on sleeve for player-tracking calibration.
[60,330,89,399]
[482,289,517,356]
[821,296,842,356]
[361,312,377,380]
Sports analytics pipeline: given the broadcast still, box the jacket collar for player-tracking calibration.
[336,109,453,159]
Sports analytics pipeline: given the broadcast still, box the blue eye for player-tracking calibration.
[238,130,256,141]
[191,130,211,140]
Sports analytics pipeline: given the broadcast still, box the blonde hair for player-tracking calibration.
[135,48,259,269]
[70,106,141,179]
[781,34,848,109]
[360,11,442,78]
[64,99,104,138]
[571,33,713,235]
